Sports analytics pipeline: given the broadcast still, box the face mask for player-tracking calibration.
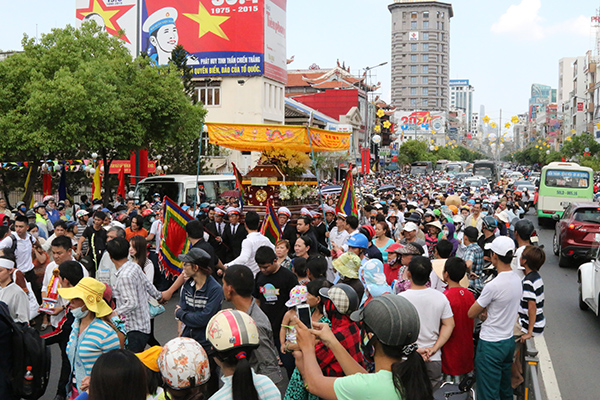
[31,232,39,239]
[481,211,488,217]
[150,217,156,223]
[442,229,449,236]
[20,206,26,212]
[71,306,89,320]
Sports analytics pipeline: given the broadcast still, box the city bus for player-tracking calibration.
[410,161,433,175]
[473,160,498,183]
[446,163,464,174]
[537,162,594,223]
[435,160,449,172]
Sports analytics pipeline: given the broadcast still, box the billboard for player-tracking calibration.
[76,0,138,55]
[76,0,287,83]
[449,79,469,87]
[394,110,446,134]
[140,0,286,82]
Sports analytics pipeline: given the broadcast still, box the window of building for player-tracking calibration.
[411,54,417,62]
[422,54,429,62]
[410,99,417,107]
[402,12,407,19]
[440,12,445,18]
[422,99,428,107]
[411,88,417,95]
[411,65,417,73]
[423,88,428,95]
[423,43,429,51]
[422,76,428,84]
[198,83,221,106]
[411,76,417,84]
[411,11,417,18]
[423,32,429,40]
[423,11,429,18]
[423,65,429,73]
[411,21,417,29]
[411,43,417,51]
[423,21,429,29]
[441,22,444,30]
[436,11,440,18]
[441,33,445,41]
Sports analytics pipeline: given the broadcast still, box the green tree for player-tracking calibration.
[0,23,206,204]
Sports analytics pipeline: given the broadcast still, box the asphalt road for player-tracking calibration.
[530,214,600,400]
[41,292,181,400]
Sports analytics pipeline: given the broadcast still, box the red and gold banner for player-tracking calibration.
[206,123,351,153]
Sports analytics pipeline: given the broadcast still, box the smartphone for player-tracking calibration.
[296,304,312,329]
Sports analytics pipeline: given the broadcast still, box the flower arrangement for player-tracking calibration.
[260,148,311,177]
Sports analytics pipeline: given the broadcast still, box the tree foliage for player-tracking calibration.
[395,139,485,165]
[0,23,206,204]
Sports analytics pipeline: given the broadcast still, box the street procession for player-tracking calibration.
[2,1,600,400]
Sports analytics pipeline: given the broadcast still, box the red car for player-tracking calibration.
[553,202,600,268]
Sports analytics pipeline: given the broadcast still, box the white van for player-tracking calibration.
[134,175,236,206]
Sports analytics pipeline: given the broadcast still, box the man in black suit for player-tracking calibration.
[205,207,229,264]
[324,205,336,232]
[224,207,247,262]
[312,209,328,248]
[278,207,297,250]
[296,214,330,257]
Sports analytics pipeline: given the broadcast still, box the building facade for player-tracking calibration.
[449,79,474,132]
[389,0,453,112]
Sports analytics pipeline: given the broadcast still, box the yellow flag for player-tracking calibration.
[92,167,101,200]
[23,166,35,208]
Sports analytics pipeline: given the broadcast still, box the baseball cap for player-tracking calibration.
[403,222,418,232]
[178,248,211,264]
[485,236,515,256]
[515,219,535,239]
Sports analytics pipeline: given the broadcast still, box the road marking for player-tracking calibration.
[535,335,563,399]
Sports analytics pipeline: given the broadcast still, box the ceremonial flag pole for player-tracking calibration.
[336,163,358,217]
[232,162,246,210]
[306,113,331,247]
[260,200,282,245]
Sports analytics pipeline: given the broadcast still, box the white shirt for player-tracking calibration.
[330,227,349,248]
[227,232,274,276]
[477,270,523,342]
[511,245,526,279]
[149,219,162,251]
[0,281,29,323]
[97,252,118,288]
[399,288,453,361]
[0,233,34,273]
[42,259,88,327]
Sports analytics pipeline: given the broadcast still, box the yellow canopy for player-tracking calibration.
[206,123,351,152]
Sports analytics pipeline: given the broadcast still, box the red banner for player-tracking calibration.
[97,160,156,174]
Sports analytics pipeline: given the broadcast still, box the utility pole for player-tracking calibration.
[497,109,502,160]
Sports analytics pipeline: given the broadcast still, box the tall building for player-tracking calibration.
[449,79,474,132]
[389,0,453,112]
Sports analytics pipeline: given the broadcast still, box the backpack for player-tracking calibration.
[0,302,51,399]
[9,232,36,257]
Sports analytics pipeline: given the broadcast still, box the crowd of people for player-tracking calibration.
[0,170,546,400]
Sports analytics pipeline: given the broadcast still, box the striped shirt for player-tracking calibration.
[209,371,281,400]
[67,318,120,392]
[518,271,545,335]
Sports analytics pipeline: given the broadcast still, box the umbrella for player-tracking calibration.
[378,184,396,192]
[321,185,343,195]
[220,189,240,198]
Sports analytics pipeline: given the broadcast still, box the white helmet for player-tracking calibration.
[206,310,260,352]
[157,337,210,390]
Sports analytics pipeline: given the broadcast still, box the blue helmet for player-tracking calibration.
[347,233,369,249]
[482,216,497,231]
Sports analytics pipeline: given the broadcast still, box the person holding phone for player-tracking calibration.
[293,294,433,400]
[280,285,309,354]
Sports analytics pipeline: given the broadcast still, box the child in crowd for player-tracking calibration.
[442,257,475,380]
[276,239,292,270]
[279,285,308,354]
[291,257,309,285]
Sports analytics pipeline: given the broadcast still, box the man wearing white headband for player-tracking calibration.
[0,257,29,323]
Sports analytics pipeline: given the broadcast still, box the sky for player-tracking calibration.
[0,0,597,121]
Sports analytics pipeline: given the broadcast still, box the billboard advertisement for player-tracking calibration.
[140,0,286,82]
[76,0,287,82]
[264,0,287,83]
[76,0,138,55]
[394,110,446,134]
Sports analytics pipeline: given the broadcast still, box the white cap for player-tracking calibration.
[485,236,515,256]
[278,207,291,217]
[300,207,311,216]
[142,7,178,33]
[214,207,225,215]
[496,210,510,223]
[324,205,336,214]
[453,214,464,224]
[226,207,240,215]
[403,222,418,232]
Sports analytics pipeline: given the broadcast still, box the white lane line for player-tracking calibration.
[535,335,563,400]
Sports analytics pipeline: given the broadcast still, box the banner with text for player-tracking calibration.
[207,123,351,152]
